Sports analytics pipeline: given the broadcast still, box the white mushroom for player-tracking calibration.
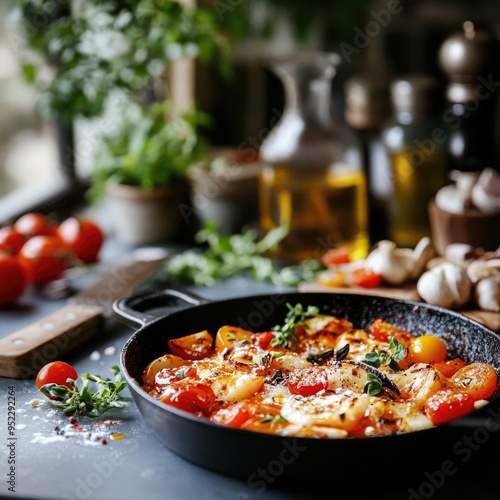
[417,262,472,309]
[475,273,500,312]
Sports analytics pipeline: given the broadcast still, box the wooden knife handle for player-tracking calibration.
[0,304,103,379]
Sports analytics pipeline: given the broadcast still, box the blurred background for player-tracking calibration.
[1,0,499,223]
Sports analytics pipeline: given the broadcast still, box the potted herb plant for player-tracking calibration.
[90,102,208,245]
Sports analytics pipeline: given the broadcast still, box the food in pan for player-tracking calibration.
[141,303,498,438]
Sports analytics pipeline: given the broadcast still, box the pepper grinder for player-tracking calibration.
[438,21,500,174]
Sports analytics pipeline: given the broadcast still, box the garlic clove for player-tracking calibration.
[475,273,500,312]
[466,259,500,284]
[410,237,434,279]
[417,262,472,309]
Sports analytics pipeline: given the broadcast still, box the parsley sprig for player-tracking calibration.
[270,303,319,350]
[363,337,405,372]
[39,366,127,417]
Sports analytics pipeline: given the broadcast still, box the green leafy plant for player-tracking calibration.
[363,337,405,372]
[363,373,384,397]
[39,366,127,417]
[270,303,320,350]
[159,221,324,287]
[17,0,228,121]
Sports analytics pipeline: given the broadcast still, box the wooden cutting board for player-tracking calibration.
[298,280,500,333]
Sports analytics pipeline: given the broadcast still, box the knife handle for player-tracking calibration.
[0,304,102,379]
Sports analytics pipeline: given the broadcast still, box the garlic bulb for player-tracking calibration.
[434,172,477,214]
[471,168,500,214]
[475,273,500,312]
[466,259,500,284]
[364,240,413,285]
[417,262,472,309]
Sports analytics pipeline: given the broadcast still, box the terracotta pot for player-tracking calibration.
[105,183,187,245]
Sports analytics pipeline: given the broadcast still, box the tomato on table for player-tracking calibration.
[0,253,27,306]
[0,227,26,254]
[425,390,475,425]
[321,247,351,267]
[19,236,72,284]
[160,383,215,413]
[451,362,498,401]
[36,361,78,392]
[409,335,447,364]
[14,213,56,238]
[168,330,214,360]
[211,404,251,428]
[56,216,104,263]
[350,268,382,288]
[286,367,328,396]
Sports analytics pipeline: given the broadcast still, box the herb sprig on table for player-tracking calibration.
[39,366,127,417]
[160,221,324,287]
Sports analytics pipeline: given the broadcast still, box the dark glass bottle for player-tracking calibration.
[439,21,500,174]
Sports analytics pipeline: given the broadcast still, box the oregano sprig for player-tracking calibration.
[363,337,405,372]
[270,303,319,350]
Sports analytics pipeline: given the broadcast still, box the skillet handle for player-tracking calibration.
[113,288,210,327]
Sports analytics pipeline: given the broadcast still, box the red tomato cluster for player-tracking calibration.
[0,213,104,306]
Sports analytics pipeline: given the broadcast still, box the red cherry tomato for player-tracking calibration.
[432,358,468,378]
[368,319,412,345]
[0,227,26,255]
[351,268,382,288]
[160,383,215,413]
[211,404,251,428]
[168,331,214,361]
[253,331,275,349]
[19,236,71,284]
[36,361,78,392]
[286,367,328,397]
[451,363,498,401]
[56,216,104,263]
[14,213,56,238]
[321,247,351,267]
[0,253,27,306]
[425,390,475,425]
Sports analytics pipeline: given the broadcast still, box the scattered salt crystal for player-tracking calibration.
[31,433,67,444]
[104,346,116,356]
[32,416,40,421]
[90,350,101,361]
[16,424,27,430]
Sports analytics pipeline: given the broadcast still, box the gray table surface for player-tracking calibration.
[1,241,500,500]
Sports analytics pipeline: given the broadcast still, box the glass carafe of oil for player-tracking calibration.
[382,76,447,248]
[259,52,369,263]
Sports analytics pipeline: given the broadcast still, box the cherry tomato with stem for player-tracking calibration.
[0,253,27,306]
[425,390,475,425]
[19,236,72,284]
[14,213,56,238]
[56,216,104,264]
[451,362,498,401]
[36,361,78,392]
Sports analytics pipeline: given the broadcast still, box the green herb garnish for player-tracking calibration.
[270,303,319,350]
[261,414,288,426]
[363,373,384,397]
[363,337,405,372]
[39,366,127,417]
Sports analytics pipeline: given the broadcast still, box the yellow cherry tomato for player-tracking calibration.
[409,335,447,364]
[317,269,346,288]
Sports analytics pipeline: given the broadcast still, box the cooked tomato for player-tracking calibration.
[321,247,350,267]
[351,268,382,288]
[368,318,412,344]
[425,390,475,425]
[19,236,71,284]
[36,361,78,392]
[286,367,328,396]
[409,335,447,364]
[168,330,214,360]
[0,253,27,306]
[0,227,26,255]
[211,404,251,428]
[432,358,467,378]
[253,331,275,349]
[56,216,104,263]
[160,383,215,413]
[451,363,498,401]
[14,212,56,238]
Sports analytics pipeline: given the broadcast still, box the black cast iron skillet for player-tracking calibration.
[115,288,500,486]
